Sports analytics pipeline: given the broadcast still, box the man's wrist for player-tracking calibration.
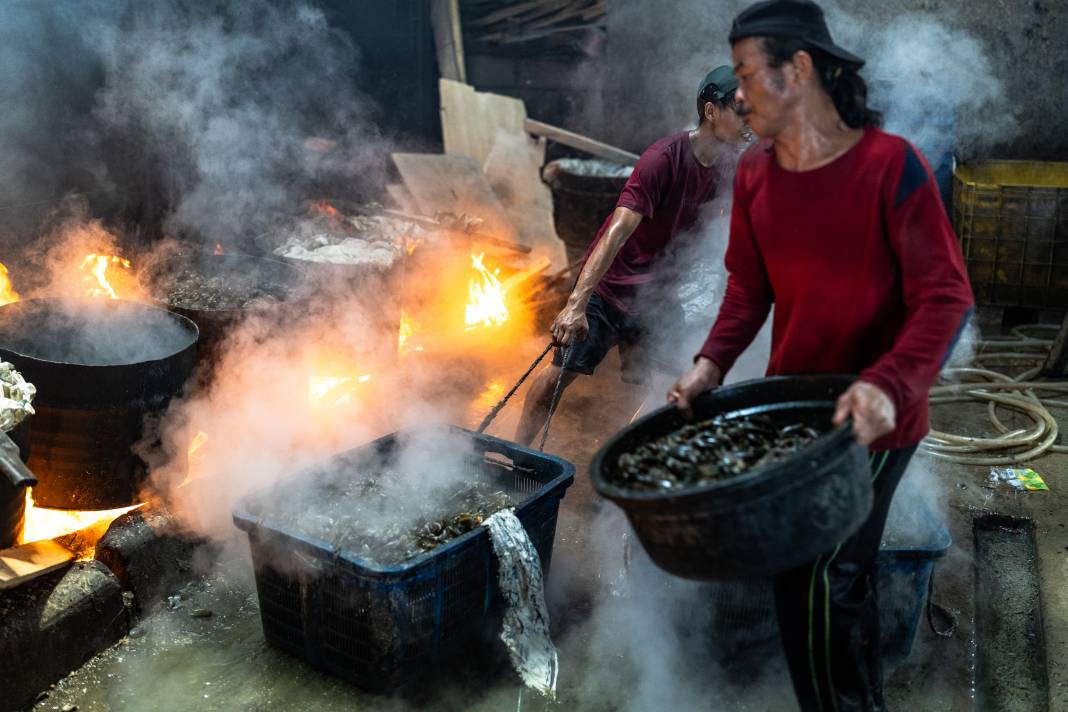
[566,290,591,310]
[694,356,723,385]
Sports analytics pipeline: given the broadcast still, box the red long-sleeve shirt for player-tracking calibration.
[698,127,974,451]
[587,132,724,313]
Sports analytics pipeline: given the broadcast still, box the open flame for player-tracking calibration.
[403,235,422,256]
[79,253,132,299]
[177,430,212,488]
[20,490,139,557]
[0,263,19,306]
[214,243,224,256]
[308,374,372,407]
[188,430,209,459]
[308,200,343,221]
[398,311,427,354]
[465,252,509,331]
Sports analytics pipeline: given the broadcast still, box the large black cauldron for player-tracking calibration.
[591,375,872,581]
[0,298,198,509]
[142,251,303,369]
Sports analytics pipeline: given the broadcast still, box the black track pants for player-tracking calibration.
[773,446,918,712]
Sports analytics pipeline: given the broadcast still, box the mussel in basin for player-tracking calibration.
[591,375,872,581]
[0,298,198,509]
[142,251,303,366]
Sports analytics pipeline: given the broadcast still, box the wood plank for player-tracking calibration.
[484,0,572,29]
[385,183,415,213]
[524,118,640,165]
[512,0,573,24]
[379,208,532,254]
[468,0,551,27]
[582,1,606,20]
[483,130,566,270]
[0,539,75,589]
[494,21,603,43]
[524,1,596,31]
[391,153,514,241]
[439,78,527,167]
[431,0,466,83]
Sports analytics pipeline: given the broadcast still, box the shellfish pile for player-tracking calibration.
[259,473,517,565]
[614,414,824,492]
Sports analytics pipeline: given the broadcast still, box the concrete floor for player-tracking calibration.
[29,346,1068,711]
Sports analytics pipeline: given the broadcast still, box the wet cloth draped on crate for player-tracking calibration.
[485,509,558,698]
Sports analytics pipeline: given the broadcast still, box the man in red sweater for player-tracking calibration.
[514,66,751,446]
[668,2,974,710]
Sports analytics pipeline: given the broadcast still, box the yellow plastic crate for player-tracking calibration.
[953,160,1068,309]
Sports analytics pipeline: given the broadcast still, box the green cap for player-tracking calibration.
[698,65,739,101]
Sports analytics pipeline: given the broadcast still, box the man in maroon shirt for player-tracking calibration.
[514,66,751,446]
[668,2,973,710]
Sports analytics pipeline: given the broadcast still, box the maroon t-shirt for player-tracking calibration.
[586,132,722,313]
[698,127,974,451]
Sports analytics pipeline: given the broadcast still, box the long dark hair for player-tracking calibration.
[760,36,882,129]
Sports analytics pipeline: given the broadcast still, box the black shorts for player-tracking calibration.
[552,292,683,377]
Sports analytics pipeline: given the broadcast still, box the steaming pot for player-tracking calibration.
[0,298,198,509]
[142,250,303,372]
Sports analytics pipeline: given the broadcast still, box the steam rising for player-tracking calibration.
[0,0,386,245]
[0,1,1005,708]
[88,0,385,244]
[570,0,1019,161]
[0,298,194,366]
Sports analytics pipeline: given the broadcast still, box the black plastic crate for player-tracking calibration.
[232,426,574,692]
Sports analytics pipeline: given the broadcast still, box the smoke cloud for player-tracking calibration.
[0,0,387,247]
[88,0,386,245]
[567,0,1019,164]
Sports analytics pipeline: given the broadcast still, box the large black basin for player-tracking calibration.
[0,298,198,509]
[590,375,872,580]
[142,250,304,369]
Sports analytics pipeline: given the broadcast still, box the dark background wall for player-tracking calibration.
[469,0,1068,162]
[324,0,442,151]
[2,0,1065,243]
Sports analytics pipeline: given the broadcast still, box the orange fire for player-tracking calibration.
[398,311,427,355]
[214,243,224,256]
[308,374,372,407]
[465,253,509,331]
[177,430,212,488]
[188,430,209,459]
[308,200,343,221]
[475,378,505,410]
[20,490,139,557]
[0,263,19,306]
[79,253,133,299]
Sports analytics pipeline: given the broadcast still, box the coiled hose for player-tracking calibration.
[924,324,1068,465]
